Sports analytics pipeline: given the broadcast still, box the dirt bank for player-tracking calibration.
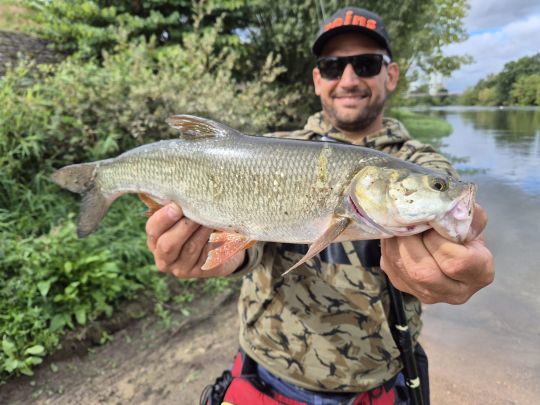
[1,290,535,404]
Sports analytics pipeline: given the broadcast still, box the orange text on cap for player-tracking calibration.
[323,10,378,32]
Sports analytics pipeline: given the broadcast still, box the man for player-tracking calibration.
[146,7,494,404]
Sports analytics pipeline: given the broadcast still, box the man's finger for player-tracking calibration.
[155,217,201,268]
[146,204,183,251]
[383,235,464,303]
[380,237,416,293]
[172,226,214,277]
[423,230,493,285]
[397,235,461,288]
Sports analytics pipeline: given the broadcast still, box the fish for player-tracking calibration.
[51,115,477,273]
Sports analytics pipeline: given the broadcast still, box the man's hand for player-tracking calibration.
[145,203,245,278]
[380,204,494,305]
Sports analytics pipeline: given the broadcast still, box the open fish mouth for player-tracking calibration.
[431,183,477,242]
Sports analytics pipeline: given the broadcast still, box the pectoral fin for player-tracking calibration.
[202,232,256,271]
[282,216,351,276]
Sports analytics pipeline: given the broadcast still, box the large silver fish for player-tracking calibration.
[51,115,476,272]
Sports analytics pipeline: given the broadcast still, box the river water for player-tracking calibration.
[411,106,540,402]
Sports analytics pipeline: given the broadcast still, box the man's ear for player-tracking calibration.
[386,62,399,92]
[313,67,322,96]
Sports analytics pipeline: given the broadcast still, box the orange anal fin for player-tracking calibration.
[138,193,164,218]
[282,216,351,276]
[202,232,255,271]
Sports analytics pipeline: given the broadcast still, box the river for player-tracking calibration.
[412,106,540,403]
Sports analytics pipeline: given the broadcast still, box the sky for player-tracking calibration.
[442,0,540,92]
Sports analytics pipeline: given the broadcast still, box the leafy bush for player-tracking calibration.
[0,204,156,377]
[23,0,248,58]
[0,12,296,380]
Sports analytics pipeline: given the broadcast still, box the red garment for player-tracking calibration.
[222,351,396,405]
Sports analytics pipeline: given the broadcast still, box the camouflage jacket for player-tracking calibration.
[237,112,456,393]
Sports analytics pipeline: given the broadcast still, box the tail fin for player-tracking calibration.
[51,163,112,238]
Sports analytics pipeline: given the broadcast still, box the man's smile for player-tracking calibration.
[334,93,369,107]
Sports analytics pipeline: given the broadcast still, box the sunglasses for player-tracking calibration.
[316,53,391,80]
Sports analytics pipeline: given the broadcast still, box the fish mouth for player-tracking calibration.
[431,183,477,243]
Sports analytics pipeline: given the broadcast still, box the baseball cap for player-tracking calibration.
[312,7,392,58]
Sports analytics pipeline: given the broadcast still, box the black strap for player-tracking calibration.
[199,370,233,405]
[237,348,258,376]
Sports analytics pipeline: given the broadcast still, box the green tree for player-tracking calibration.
[458,88,477,105]
[510,74,540,106]
[495,53,540,105]
[477,87,497,106]
[459,54,540,106]
[23,0,248,58]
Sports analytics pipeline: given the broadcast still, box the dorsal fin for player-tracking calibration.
[166,115,243,139]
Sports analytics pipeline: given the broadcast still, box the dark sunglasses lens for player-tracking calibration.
[317,58,345,80]
[351,54,383,77]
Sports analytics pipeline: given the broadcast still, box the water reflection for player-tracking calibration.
[411,106,540,196]
[411,107,540,399]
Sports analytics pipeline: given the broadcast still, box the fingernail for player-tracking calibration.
[166,204,181,220]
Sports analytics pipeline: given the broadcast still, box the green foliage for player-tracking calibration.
[1,21,293,184]
[495,54,540,104]
[20,0,471,124]
[477,87,498,106]
[0,199,156,378]
[458,87,478,105]
[23,0,248,59]
[510,74,540,106]
[459,53,540,106]
[0,11,296,380]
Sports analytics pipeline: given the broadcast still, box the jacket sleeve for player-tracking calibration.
[229,241,267,278]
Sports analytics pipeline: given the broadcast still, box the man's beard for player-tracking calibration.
[322,85,387,132]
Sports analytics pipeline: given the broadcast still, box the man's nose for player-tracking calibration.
[339,63,363,86]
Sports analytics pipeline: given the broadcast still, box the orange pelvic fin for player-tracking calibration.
[138,193,164,217]
[202,232,256,271]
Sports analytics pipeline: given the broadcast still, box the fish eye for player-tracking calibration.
[429,176,448,192]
